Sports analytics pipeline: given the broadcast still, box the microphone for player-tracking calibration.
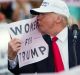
[71,24,79,66]
[71,24,79,40]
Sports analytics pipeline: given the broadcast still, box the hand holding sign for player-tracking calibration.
[8,38,21,60]
[8,17,49,68]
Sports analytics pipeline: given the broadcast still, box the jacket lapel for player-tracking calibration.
[43,34,55,72]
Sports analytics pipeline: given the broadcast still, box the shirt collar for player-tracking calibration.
[56,26,68,42]
[50,26,68,42]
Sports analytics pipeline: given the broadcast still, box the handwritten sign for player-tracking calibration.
[8,17,49,68]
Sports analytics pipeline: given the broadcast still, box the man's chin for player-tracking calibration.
[38,28,47,34]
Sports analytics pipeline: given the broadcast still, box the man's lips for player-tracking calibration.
[37,21,42,26]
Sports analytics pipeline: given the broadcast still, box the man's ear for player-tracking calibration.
[56,15,62,24]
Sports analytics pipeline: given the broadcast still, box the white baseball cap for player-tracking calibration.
[30,0,70,18]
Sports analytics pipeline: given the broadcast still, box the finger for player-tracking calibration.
[12,38,21,42]
[13,47,21,52]
[15,47,21,52]
[15,44,21,48]
[14,41,21,45]
[11,39,21,44]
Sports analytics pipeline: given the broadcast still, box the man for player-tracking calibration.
[8,0,80,74]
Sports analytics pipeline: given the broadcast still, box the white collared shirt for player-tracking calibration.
[51,26,69,70]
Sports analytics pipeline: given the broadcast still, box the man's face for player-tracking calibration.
[37,13,58,34]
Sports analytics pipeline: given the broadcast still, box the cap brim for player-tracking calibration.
[30,9,40,15]
[30,7,70,18]
[30,8,52,15]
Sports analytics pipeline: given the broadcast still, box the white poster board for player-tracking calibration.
[8,17,49,68]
